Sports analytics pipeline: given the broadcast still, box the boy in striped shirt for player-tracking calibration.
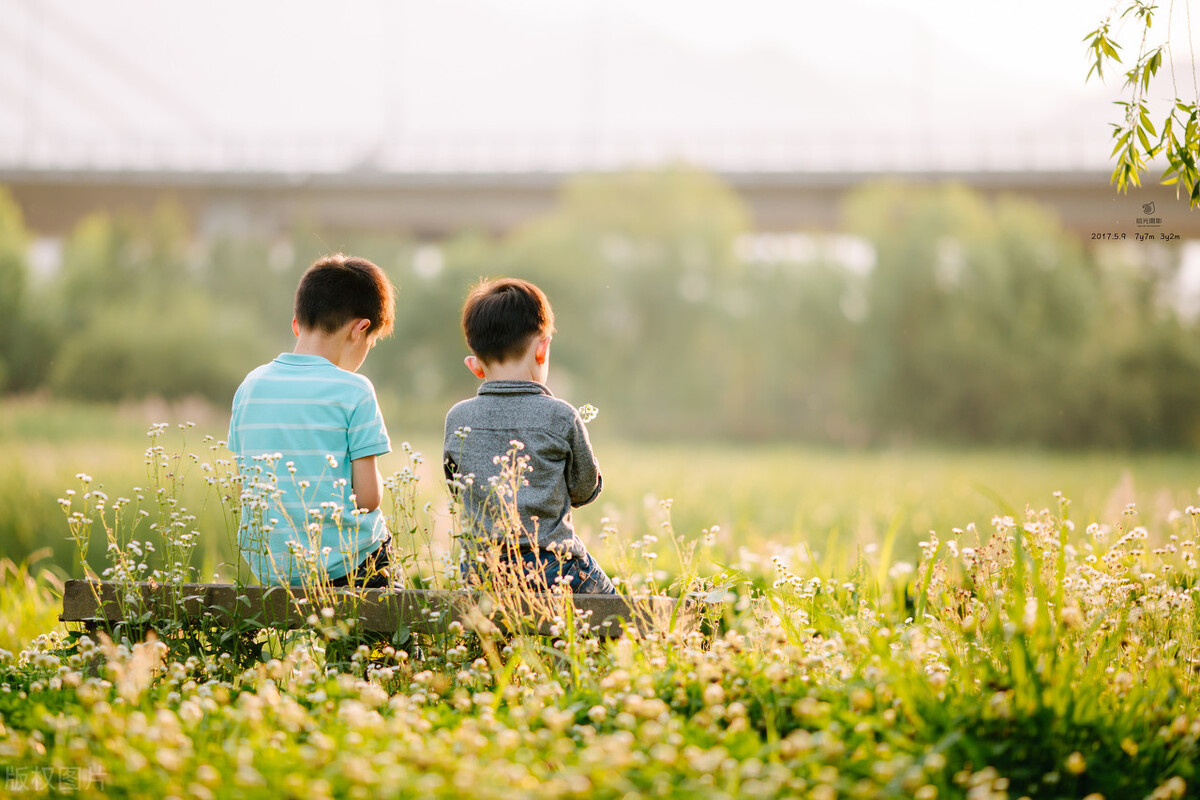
[228,254,396,587]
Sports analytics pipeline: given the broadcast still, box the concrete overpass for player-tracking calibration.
[2,164,1195,242]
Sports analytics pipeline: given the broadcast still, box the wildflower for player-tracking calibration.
[1152,776,1187,800]
[703,683,725,706]
[1023,598,1039,630]
[1060,605,1084,629]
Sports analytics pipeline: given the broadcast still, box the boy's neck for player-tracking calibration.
[293,318,373,372]
[469,337,550,383]
[294,335,350,369]
[479,364,543,382]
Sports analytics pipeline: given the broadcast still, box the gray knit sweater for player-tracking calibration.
[442,380,602,557]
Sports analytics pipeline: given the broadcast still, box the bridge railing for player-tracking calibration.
[0,129,1114,176]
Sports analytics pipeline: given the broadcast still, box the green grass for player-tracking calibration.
[0,401,232,577]
[4,399,1200,581]
[587,442,1200,564]
[3,465,1200,798]
[4,399,1200,798]
[0,551,63,653]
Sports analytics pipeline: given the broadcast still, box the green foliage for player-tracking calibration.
[7,170,1200,447]
[55,204,191,327]
[4,485,1200,797]
[891,502,1200,797]
[42,205,273,404]
[1086,1,1200,205]
[848,182,1200,447]
[0,186,33,393]
[0,551,63,654]
[502,167,757,435]
[49,293,265,403]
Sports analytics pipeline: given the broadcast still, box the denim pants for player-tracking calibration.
[462,547,616,595]
[329,537,392,588]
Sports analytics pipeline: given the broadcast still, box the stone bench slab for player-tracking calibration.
[60,580,693,638]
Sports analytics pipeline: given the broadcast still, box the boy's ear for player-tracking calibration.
[351,318,372,339]
[464,355,487,379]
[535,336,551,365]
[292,318,300,337]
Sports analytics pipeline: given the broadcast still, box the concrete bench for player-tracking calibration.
[60,580,694,640]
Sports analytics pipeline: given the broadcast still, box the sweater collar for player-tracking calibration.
[477,380,552,397]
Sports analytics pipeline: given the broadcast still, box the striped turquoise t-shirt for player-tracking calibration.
[228,353,391,584]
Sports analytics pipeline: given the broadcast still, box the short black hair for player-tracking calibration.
[461,277,555,364]
[295,254,396,337]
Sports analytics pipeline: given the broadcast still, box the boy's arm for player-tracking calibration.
[566,411,602,507]
[351,455,383,511]
[346,383,390,512]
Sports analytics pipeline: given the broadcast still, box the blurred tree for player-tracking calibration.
[736,257,864,441]
[851,183,1102,444]
[48,293,260,403]
[847,182,1200,447]
[54,203,191,331]
[502,167,752,434]
[1082,242,1200,448]
[14,168,1200,449]
[46,204,263,404]
[0,187,30,391]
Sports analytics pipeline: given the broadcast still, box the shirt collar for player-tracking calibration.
[477,380,552,397]
[274,353,335,368]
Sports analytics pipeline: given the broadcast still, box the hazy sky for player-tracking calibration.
[0,0,1184,170]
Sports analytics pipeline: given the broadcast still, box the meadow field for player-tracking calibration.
[2,399,1200,797]
[5,397,1200,578]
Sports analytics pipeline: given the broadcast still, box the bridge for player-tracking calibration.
[2,0,1190,244]
[2,159,1191,243]
[0,125,1191,242]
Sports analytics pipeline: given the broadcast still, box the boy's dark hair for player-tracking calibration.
[462,277,556,364]
[295,254,396,338]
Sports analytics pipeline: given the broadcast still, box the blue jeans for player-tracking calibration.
[463,547,616,595]
[329,537,392,588]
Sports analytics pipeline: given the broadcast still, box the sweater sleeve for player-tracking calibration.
[565,408,602,507]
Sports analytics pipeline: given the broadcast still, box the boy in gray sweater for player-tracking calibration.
[443,278,615,594]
